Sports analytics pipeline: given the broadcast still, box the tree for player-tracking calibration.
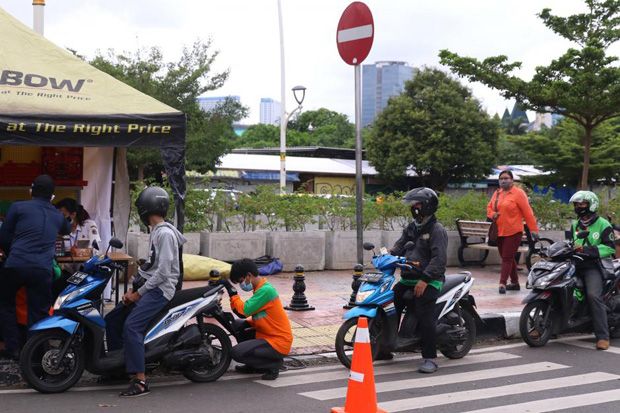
[235,123,311,148]
[508,118,620,186]
[235,108,355,149]
[366,68,499,190]
[440,0,620,188]
[90,40,246,179]
[291,108,355,148]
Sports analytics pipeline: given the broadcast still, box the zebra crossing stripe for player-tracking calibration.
[300,362,568,401]
[562,339,620,354]
[258,351,520,387]
[459,388,620,413]
[378,372,620,412]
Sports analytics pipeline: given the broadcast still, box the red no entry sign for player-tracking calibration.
[336,2,374,66]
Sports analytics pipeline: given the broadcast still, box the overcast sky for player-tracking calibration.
[2,0,615,124]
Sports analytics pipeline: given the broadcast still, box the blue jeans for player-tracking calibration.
[105,288,168,373]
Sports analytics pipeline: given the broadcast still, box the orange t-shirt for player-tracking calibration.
[487,186,539,237]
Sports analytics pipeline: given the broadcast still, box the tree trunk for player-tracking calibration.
[138,165,145,182]
[579,126,593,189]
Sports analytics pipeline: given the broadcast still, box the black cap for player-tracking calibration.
[31,174,55,199]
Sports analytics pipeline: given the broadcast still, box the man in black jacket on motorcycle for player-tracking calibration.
[390,187,448,374]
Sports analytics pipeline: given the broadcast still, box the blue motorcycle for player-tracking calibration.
[19,238,236,393]
[335,242,479,368]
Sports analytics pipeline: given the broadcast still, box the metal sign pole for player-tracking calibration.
[355,64,363,264]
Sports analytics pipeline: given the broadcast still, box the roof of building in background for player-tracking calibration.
[232,146,364,160]
[489,165,548,181]
[217,153,377,176]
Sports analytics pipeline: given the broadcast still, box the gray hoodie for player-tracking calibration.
[137,222,187,300]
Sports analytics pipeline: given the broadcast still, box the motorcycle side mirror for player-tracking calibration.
[109,238,124,249]
[404,241,415,250]
[363,242,375,251]
[576,231,589,240]
[91,240,99,251]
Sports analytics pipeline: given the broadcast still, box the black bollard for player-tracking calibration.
[343,263,364,309]
[284,265,315,311]
[208,269,221,287]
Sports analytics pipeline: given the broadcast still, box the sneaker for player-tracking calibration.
[261,368,279,380]
[235,364,260,374]
[499,285,506,294]
[119,378,150,398]
[418,359,438,374]
[506,283,520,291]
[596,339,610,350]
[0,350,19,361]
[375,351,394,361]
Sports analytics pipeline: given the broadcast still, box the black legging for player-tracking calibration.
[393,281,440,359]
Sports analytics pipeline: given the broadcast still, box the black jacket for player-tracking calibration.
[391,216,448,284]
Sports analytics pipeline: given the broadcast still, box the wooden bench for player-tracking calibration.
[455,219,550,269]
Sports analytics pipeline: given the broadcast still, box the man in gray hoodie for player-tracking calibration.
[105,186,186,397]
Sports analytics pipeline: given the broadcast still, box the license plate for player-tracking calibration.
[532,261,558,271]
[67,271,88,285]
[359,273,383,283]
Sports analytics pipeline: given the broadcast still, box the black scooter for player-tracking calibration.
[520,233,620,347]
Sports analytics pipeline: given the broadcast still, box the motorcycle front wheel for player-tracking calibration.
[520,300,554,347]
[439,307,476,359]
[19,329,84,393]
[335,316,382,369]
[183,323,232,382]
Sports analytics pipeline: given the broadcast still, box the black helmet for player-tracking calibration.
[135,186,170,227]
[402,187,439,219]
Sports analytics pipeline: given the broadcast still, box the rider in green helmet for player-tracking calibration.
[568,190,616,350]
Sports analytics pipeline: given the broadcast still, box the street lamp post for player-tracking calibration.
[279,85,306,194]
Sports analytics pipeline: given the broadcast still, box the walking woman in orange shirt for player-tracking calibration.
[487,170,539,294]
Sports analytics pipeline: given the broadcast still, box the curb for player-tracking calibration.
[479,312,522,339]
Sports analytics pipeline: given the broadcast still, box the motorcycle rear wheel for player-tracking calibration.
[183,323,232,382]
[520,300,554,347]
[19,329,84,393]
[335,316,382,369]
[439,307,476,359]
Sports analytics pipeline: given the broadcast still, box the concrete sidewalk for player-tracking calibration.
[188,264,528,355]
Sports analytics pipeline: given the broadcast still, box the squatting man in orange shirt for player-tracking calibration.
[221,258,293,380]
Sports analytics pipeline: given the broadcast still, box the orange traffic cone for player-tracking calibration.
[331,317,387,413]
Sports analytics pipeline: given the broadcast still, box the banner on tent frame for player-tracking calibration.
[0,113,185,147]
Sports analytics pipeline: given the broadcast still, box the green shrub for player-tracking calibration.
[436,191,488,230]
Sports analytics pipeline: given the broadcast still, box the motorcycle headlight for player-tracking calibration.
[356,290,374,303]
[530,262,570,289]
[53,288,84,310]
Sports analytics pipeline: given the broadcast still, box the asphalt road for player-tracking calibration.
[1,336,619,413]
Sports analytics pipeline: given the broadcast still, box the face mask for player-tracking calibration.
[499,180,512,190]
[574,206,590,218]
[240,280,253,292]
[411,206,423,220]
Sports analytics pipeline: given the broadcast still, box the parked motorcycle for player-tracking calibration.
[335,242,480,369]
[519,235,620,347]
[19,238,238,393]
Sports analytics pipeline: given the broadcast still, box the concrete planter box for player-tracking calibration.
[325,230,383,270]
[126,231,150,260]
[267,231,326,271]
[183,232,201,255]
[382,230,403,251]
[200,232,267,262]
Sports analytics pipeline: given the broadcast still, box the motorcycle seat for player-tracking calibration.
[442,273,470,292]
[166,284,222,310]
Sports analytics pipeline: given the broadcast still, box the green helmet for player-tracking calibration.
[569,191,599,213]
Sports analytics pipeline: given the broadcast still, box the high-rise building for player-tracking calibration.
[259,98,282,125]
[197,95,240,112]
[362,61,415,127]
